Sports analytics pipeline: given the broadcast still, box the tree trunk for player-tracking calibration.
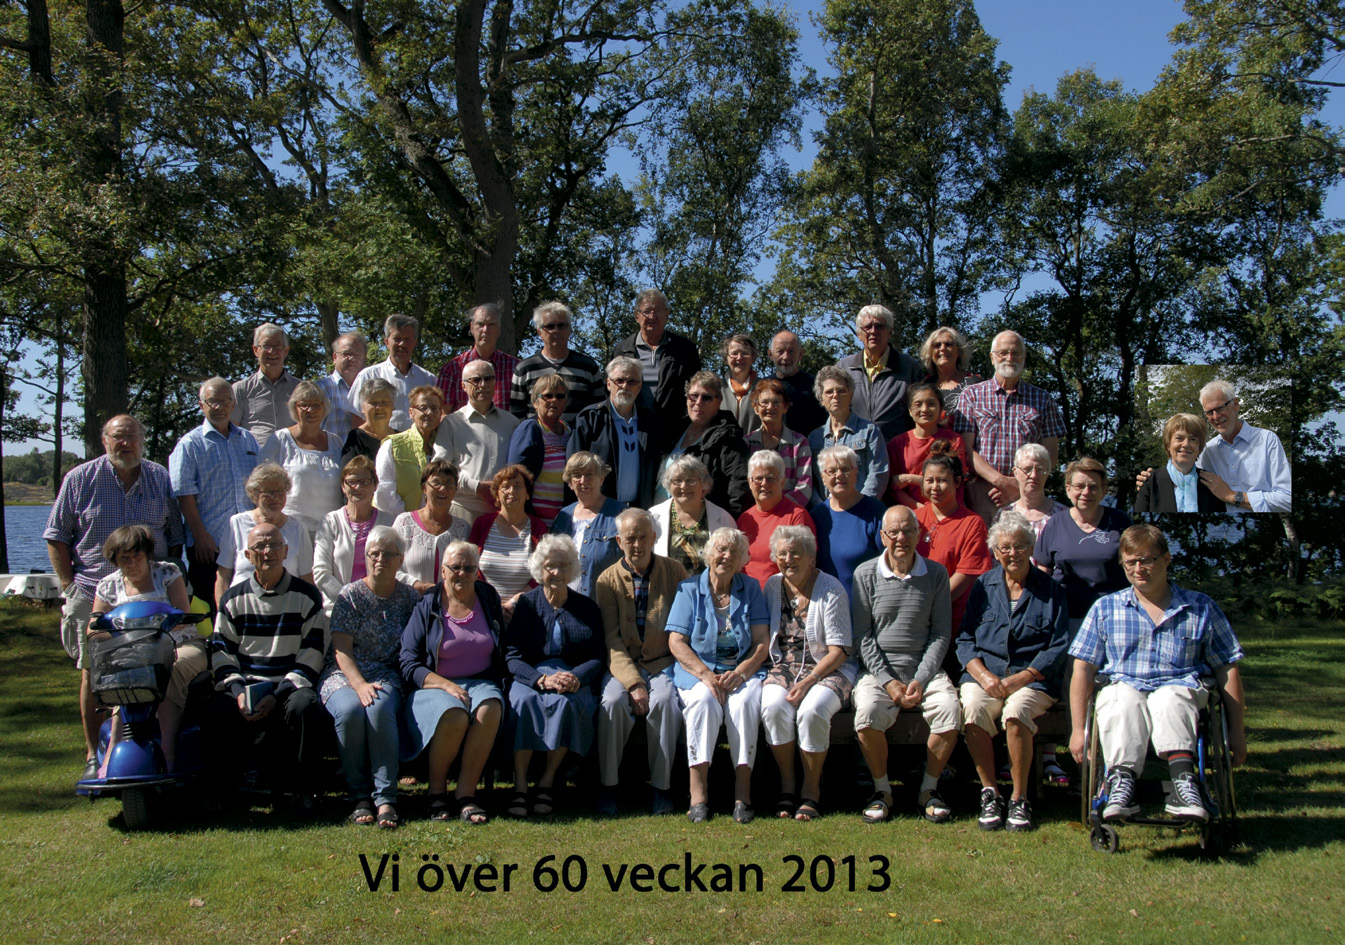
[51,328,63,496]
[0,383,8,573]
[316,299,340,351]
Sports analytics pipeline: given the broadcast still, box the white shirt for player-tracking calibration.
[434,402,520,523]
[259,428,345,536]
[348,359,437,433]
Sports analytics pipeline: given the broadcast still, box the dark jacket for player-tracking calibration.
[1134,466,1224,515]
[769,369,828,438]
[568,400,667,509]
[671,411,752,517]
[503,586,606,692]
[506,418,575,512]
[399,580,507,690]
[955,566,1070,698]
[838,346,924,440]
[614,329,702,430]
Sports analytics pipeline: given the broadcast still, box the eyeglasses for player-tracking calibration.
[464,377,495,387]
[248,541,283,552]
[343,477,374,488]
[444,564,473,574]
[539,392,567,401]
[1202,398,1233,418]
[294,402,323,412]
[258,343,286,353]
[201,399,231,409]
[931,340,957,349]
[1016,464,1047,477]
[755,398,784,409]
[408,403,440,413]
[1122,555,1163,571]
[995,544,1032,556]
[367,550,401,561]
[687,392,719,402]
[882,527,918,540]
[749,475,780,485]
[858,323,889,334]
[257,489,286,500]
[540,322,570,332]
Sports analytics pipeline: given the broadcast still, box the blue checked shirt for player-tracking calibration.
[316,371,359,443]
[44,457,185,596]
[168,420,260,547]
[1069,583,1243,691]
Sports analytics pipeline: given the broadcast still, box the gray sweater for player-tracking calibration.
[851,555,951,688]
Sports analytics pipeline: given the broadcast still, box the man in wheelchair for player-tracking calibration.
[1068,524,1246,823]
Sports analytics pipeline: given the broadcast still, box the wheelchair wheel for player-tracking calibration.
[1206,697,1238,848]
[1080,695,1101,827]
[1090,824,1119,853]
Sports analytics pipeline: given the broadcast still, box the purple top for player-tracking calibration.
[437,602,495,679]
[348,508,377,583]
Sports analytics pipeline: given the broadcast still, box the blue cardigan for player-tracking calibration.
[954,566,1070,697]
[550,498,625,596]
[665,571,770,690]
[502,586,606,692]
[399,581,507,690]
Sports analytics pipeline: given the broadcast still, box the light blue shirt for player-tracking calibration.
[808,413,890,500]
[611,403,640,504]
[1166,460,1200,513]
[168,420,260,546]
[1198,421,1291,513]
[316,371,358,443]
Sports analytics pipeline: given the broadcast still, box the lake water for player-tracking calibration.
[3,504,54,574]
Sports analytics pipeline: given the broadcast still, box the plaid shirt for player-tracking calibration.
[168,419,259,546]
[952,377,1066,476]
[1069,584,1243,691]
[622,557,650,641]
[43,456,185,596]
[436,348,520,414]
[745,426,814,507]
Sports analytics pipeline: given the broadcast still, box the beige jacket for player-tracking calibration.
[595,554,688,692]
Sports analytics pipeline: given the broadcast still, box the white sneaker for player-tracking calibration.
[1164,773,1210,822]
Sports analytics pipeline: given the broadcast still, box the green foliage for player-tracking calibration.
[1,448,82,486]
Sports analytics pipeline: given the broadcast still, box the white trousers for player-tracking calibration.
[1095,682,1207,775]
[760,682,843,754]
[680,677,762,768]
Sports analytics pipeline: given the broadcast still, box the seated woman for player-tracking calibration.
[502,535,605,818]
[393,460,470,595]
[549,452,624,597]
[916,448,993,649]
[810,444,884,599]
[667,527,770,824]
[744,378,813,507]
[88,525,205,772]
[649,456,735,576]
[469,464,548,620]
[259,380,345,535]
[1134,414,1223,514]
[737,450,815,587]
[312,456,395,615]
[341,377,398,467]
[655,371,751,517]
[994,443,1066,543]
[956,512,1069,833]
[374,385,445,515]
[506,374,572,526]
[760,526,855,822]
[400,540,506,824]
[886,382,967,509]
[319,526,421,829]
[215,462,315,602]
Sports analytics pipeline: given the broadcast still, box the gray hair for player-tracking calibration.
[855,304,895,332]
[199,376,232,401]
[813,364,854,400]
[1199,378,1238,404]
[817,444,858,471]
[720,332,757,362]
[444,540,480,572]
[528,533,581,584]
[332,331,368,355]
[384,314,420,337]
[662,455,713,492]
[685,370,723,398]
[770,524,817,560]
[634,288,668,312]
[245,461,292,502]
[616,507,657,535]
[704,527,750,569]
[606,355,642,379]
[1014,442,1051,471]
[987,511,1035,552]
[919,326,972,373]
[253,322,288,346]
[469,302,502,326]
[287,379,330,421]
[359,376,397,407]
[747,449,785,479]
[992,329,1026,352]
[101,414,145,439]
[365,525,405,556]
[532,300,573,331]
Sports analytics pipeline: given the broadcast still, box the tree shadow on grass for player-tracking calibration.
[1142,814,1345,864]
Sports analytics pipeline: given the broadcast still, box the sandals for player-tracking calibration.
[531,789,555,816]
[862,791,892,824]
[507,792,530,818]
[377,804,400,830]
[427,794,454,822]
[795,798,822,821]
[351,798,376,826]
[733,801,755,825]
[687,802,710,823]
[919,788,952,823]
[457,796,489,825]
[775,793,798,819]
[1043,758,1071,787]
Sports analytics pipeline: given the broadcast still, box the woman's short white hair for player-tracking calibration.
[366,525,405,556]
[817,444,858,471]
[770,524,817,560]
[662,455,713,492]
[528,534,581,584]
[1198,378,1238,404]
[987,511,1035,552]
[704,527,750,569]
[1013,442,1051,471]
[444,540,480,572]
[747,450,785,479]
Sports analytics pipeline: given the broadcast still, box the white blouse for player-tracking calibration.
[312,506,396,613]
[216,512,314,586]
[259,427,345,535]
[392,510,470,587]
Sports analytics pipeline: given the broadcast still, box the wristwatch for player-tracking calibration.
[1233,490,1245,508]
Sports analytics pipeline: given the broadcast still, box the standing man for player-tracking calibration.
[315,331,368,444]
[767,330,827,437]
[851,506,961,825]
[953,330,1065,522]
[232,322,300,449]
[435,360,520,523]
[44,415,186,782]
[1196,380,1291,513]
[613,289,702,431]
[594,508,688,815]
[169,377,260,611]
[569,356,667,509]
[837,305,924,440]
[347,314,437,433]
[437,303,520,414]
[509,301,603,425]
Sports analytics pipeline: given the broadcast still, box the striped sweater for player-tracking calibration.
[850,555,951,688]
[509,350,604,425]
[212,571,329,696]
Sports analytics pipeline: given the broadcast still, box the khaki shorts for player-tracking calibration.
[959,682,1055,736]
[853,671,961,736]
[60,591,94,670]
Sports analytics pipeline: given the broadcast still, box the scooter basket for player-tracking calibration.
[89,629,175,706]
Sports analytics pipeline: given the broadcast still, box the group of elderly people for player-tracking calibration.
[51,295,1257,831]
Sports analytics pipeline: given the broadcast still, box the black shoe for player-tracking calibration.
[977,787,1004,831]
[1006,797,1033,831]
[79,758,98,784]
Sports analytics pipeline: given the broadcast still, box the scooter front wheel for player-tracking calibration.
[122,787,151,830]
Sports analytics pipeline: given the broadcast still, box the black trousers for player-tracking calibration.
[205,686,325,794]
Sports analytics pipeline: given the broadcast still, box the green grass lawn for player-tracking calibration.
[1,598,1342,944]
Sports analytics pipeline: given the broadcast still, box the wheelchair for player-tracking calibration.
[1078,676,1238,854]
